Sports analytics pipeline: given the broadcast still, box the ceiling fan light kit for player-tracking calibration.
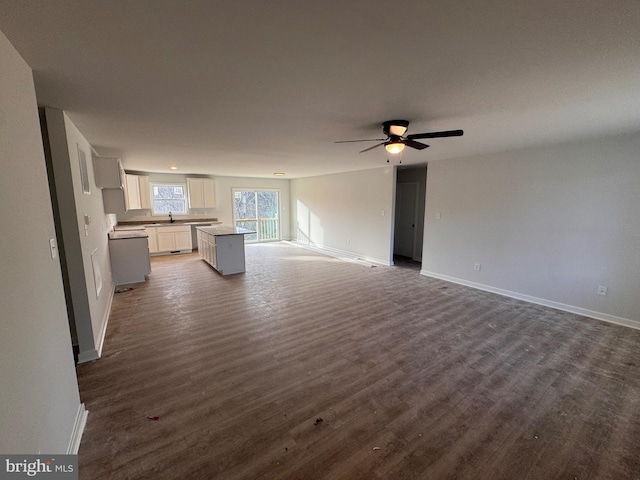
[336,120,463,155]
[385,139,405,154]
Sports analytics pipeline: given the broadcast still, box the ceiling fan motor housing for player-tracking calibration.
[383,120,410,137]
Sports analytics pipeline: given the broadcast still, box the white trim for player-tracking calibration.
[77,283,114,364]
[420,270,640,331]
[67,403,88,454]
[77,349,99,364]
[287,241,390,267]
[149,181,188,216]
[95,284,114,358]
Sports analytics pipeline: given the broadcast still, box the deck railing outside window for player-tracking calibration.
[236,217,279,242]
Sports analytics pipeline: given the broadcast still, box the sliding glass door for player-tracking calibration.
[233,189,280,242]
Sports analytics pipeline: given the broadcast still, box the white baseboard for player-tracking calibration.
[95,285,114,358]
[287,241,390,267]
[77,349,99,364]
[67,403,88,454]
[77,283,114,364]
[420,270,640,331]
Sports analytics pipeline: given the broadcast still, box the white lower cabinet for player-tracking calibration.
[145,227,158,253]
[152,225,192,254]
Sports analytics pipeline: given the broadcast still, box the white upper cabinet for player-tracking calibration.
[99,167,151,213]
[125,174,141,210]
[187,178,216,209]
[138,176,150,209]
[93,157,125,188]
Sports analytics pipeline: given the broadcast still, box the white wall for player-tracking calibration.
[43,108,116,361]
[422,133,640,328]
[0,30,84,454]
[117,172,291,239]
[290,167,395,265]
[63,113,115,353]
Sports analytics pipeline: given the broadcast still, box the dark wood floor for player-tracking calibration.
[77,243,640,480]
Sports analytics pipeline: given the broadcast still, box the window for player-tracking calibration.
[233,189,280,242]
[77,145,90,194]
[151,183,187,215]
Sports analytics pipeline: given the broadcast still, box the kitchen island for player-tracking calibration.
[196,226,256,275]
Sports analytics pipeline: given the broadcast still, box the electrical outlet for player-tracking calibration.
[474,263,481,271]
[346,238,351,245]
[597,285,608,296]
[436,212,441,220]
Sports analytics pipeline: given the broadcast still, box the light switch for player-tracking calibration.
[49,238,57,259]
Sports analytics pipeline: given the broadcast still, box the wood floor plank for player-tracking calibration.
[77,243,640,479]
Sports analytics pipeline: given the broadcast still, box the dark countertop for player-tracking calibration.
[115,220,222,230]
[108,230,149,239]
[197,225,256,236]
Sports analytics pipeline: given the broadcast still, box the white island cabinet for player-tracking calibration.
[196,226,255,275]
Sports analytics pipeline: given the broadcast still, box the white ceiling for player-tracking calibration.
[1,1,639,178]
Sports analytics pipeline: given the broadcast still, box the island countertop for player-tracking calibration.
[196,225,256,236]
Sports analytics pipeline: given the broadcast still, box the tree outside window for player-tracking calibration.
[151,184,187,215]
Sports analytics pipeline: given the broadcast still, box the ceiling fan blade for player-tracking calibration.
[335,138,386,144]
[359,142,386,153]
[404,139,429,150]
[407,129,464,140]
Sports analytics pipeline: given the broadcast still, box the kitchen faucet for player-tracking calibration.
[169,211,174,223]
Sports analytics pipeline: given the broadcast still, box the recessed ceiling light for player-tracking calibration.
[169,165,178,170]
[273,172,285,176]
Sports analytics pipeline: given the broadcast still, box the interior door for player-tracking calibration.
[394,182,418,258]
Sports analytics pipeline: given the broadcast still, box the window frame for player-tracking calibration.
[150,182,188,216]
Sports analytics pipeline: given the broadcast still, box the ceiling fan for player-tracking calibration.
[336,120,463,154]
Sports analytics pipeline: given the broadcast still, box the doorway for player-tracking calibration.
[394,165,427,265]
[233,189,280,242]
[394,182,419,257]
